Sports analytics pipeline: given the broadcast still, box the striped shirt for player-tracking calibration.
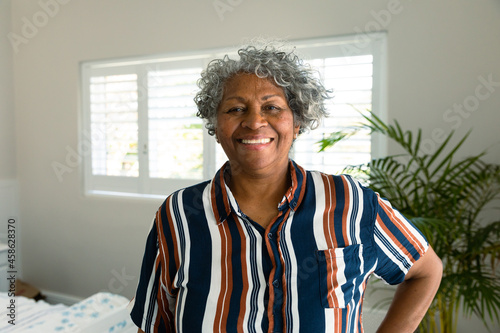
[130,160,428,333]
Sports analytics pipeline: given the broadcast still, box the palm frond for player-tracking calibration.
[317,130,358,152]
[317,111,500,331]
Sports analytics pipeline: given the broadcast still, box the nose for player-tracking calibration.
[241,107,267,130]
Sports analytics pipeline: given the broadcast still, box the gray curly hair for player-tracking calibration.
[194,41,331,136]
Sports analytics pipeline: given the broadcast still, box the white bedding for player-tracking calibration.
[0,292,136,333]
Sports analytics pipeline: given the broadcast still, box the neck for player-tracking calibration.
[225,161,291,223]
[227,161,290,195]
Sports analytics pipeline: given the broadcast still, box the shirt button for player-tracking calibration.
[272,280,279,287]
[268,232,273,239]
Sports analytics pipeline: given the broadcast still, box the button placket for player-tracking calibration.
[265,204,296,333]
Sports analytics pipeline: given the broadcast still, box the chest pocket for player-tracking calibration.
[316,244,364,308]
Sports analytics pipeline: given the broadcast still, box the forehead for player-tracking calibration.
[222,73,285,97]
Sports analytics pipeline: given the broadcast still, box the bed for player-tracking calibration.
[0,291,137,333]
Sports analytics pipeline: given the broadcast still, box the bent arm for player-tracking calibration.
[138,330,145,333]
[376,246,443,333]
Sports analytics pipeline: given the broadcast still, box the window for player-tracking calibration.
[80,33,386,197]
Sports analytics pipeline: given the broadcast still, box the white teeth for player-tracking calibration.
[241,138,271,144]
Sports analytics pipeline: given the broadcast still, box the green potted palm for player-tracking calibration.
[318,113,500,333]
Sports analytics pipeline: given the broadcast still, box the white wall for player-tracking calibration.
[0,0,16,181]
[0,0,18,253]
[7,0,500,330]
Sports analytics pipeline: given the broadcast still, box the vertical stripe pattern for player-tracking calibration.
[130,161,429,333]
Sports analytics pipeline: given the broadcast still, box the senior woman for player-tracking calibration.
[130,42,442,333]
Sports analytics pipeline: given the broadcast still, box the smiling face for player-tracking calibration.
[215,73,300,176]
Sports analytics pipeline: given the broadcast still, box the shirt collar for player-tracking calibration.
[210,160,307,225]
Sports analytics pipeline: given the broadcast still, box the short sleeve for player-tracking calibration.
[129,214,176,332]
[373,194,429,285]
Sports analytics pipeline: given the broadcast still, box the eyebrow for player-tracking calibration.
[262,94,282,100]
[222,94,284,102]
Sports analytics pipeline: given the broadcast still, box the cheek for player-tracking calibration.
[215,124,235,145]
[278,118,297,137]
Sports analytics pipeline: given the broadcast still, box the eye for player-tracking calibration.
[226,107,245,113]
[264,105,281,112]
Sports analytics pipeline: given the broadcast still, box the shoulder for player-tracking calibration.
[306,170,372,193]
[304,170,379,211]
[157,180,212,212]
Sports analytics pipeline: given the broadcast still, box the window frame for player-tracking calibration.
[80,33,386,198]
[291,33,387,160]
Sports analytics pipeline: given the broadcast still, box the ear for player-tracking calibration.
[214,129,220,143]
[293,124,300,139]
